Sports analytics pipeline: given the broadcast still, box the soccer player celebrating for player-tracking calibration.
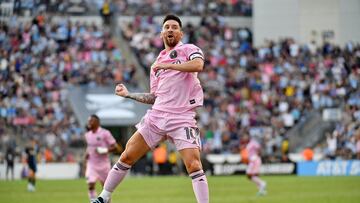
[246,135,267,196]
[92,14,209,203]
[85,115,121,202]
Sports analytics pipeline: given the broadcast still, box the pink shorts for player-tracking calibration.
[136,109,201,151]
[246,155,262,175]
[85,164,111,184]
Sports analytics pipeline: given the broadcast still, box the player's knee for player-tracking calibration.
[186,159,202,174]
[28,170,35,178]
[119,151,135,166]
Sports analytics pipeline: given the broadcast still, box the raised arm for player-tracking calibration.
[115,84,156,104]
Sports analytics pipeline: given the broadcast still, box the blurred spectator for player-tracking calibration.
[326,132,337,159]
[356,133,360,159]
[281,137,289,162]
[153,144,167,175]
[13,0,22,15]
[302,147,314,161]
[44,147,54,162]
[100,0,113,26]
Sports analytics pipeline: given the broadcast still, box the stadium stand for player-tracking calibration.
[0,14,136,162]
[98,0,252,16]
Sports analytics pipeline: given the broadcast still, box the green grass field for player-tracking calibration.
[1,175,360,203]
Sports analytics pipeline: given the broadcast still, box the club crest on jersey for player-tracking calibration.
[170,50,177,59]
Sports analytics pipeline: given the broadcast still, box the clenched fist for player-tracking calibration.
[115,84,129,97]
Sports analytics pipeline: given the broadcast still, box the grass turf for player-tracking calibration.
[0,175,359,203]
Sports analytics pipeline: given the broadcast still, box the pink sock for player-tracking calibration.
[88,189,97,200]
[251,176,265,189]
[190,170,209,203]
[103,161,131,192]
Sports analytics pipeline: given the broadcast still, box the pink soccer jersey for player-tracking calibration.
[150,42,204,114]
[246,139,261,158]
[246,139,262,175]
[85,127,116,170]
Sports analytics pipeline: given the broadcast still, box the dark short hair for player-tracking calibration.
[163,14,182,28]
[90,114,100,122]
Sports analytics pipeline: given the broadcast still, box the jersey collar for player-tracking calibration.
[160,41,183,55]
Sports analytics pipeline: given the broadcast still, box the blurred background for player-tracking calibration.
[0,0,359,182]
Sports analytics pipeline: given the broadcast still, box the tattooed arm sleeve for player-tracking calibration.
[125,93,156,104]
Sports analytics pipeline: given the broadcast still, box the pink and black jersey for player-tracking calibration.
[85,127,116,168]
[150,42,204,114]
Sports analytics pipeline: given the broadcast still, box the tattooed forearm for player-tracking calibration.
[125,93,156,104]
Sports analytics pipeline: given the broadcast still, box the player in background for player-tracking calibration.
[25,139,38,192]
[92,14,209,203]
[84,114,121,202]
[246,135,267,196]
[5,147,15,180]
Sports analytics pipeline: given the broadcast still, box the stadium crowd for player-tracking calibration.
[0,14,135,163]
[9,0,252,17]
[122,15,360,162]
[110,0,252,16]
[326,103,360,160]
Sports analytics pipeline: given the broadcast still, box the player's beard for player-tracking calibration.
[164,35,179,47]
